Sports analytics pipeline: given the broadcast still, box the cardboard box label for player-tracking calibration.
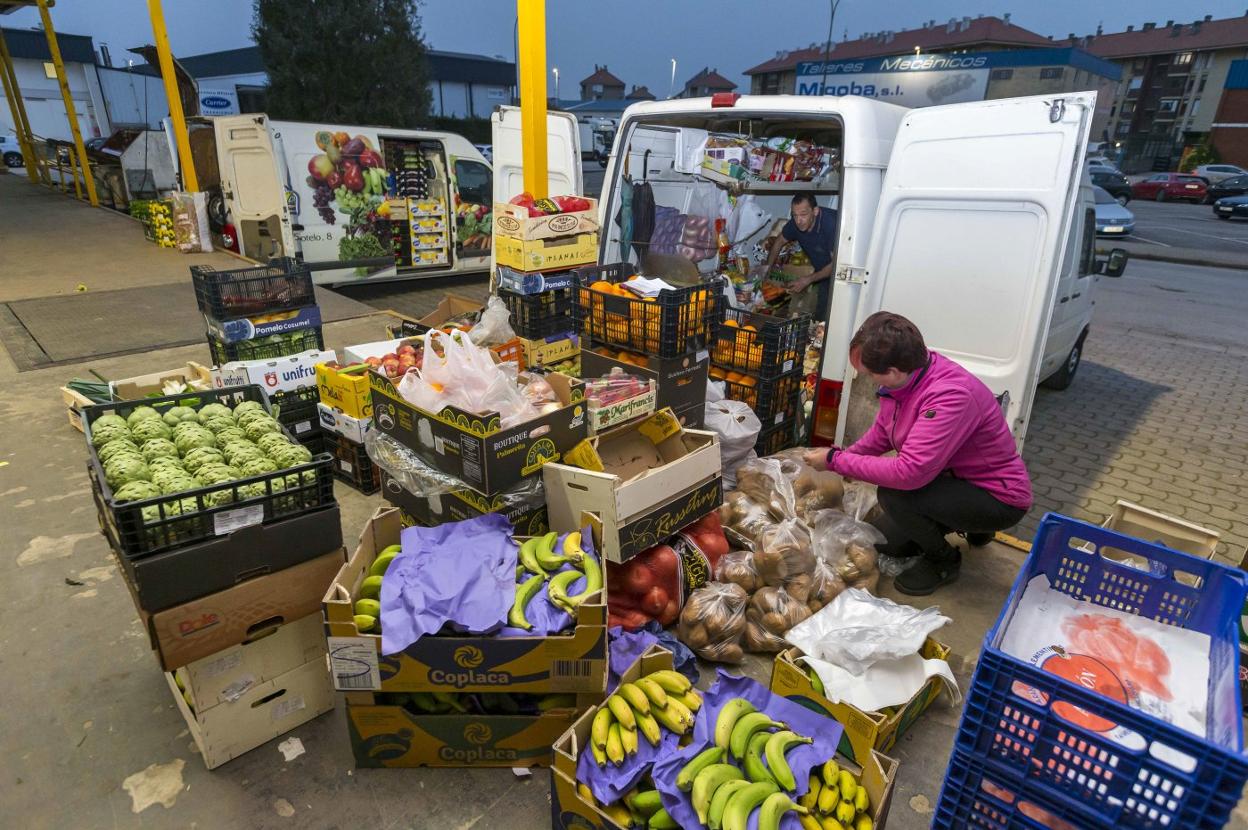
[205,305,323,343]
[212,350,334,395]
[316,363,373,420]
[214,504,265,536]
[220,675,256,702]
[201,651,243,679]
[616,476,722,560]
[329,637,382,691]
[270,694,306,722]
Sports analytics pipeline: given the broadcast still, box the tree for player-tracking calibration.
[253,0,432,128]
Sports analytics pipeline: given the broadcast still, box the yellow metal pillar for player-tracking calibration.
[36,0,98,206]
[0,29,43,184]
[516,0,548,199]
[147,0,197,192]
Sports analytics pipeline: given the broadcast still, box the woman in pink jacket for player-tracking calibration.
[804,312,1032,595]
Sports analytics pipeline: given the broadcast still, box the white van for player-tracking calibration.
[496,92,1124,448]
[177,115,494,285]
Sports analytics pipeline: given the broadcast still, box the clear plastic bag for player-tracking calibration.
[743,585,811,653]
[470,295,517,347]
[719,490,774,550]
[812,508,885,590]
[754,518,816,587]
[705,400,761,490]
[678,582,748,664]
[734,457,797,521]
[806,557,846,614]
[714,549,762,594]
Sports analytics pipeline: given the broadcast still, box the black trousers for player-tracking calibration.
[872,475,1027,558]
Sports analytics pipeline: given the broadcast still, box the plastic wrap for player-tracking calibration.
[734,456,796,520]
[397,330,539,427]
[812,508,885,591]
[470,294,517,347]
[366,431,548,508]
[718,489,774,550]
[713,549,762,594]
[704,399,761,490]
[743,585,811,652]
[806,557,847,614]
[754,518,816,587]
[677,582,748,664]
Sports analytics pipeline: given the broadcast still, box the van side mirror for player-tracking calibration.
[1097,248,1128,277]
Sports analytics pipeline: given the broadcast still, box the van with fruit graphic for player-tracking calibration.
[174,114,495,286]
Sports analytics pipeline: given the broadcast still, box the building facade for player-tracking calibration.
[679,68,736,98]
[579,65,626,101]
[0,26,109,142]
[1210,59,1248,167]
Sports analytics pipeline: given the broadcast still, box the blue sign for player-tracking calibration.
[201,96,231,109]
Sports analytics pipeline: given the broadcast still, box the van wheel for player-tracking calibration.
[1042,333,1085,391]
[1154,190,1166,202]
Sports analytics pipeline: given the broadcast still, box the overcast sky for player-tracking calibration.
[6,0,1246,96]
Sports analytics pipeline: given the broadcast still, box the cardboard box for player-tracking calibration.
[701,139,749,183]
[61,361,213,432]
[542,409,722,564]
[173,613,326,711]
[415,294,483,333]
[496,265,579,295]
[495,232,599,272]
[410,215,448,233]
[493,198,599,242]
[412,232,448,251]
[211,350,335,395]
[342,336,420,365]
[588,381,656,433]
[407,198,446,217]
[115,503,344,613]
[169,655,333,769]
[1102,499,1220,559]
[204,304,323,344]
[520,333,580,368]
[317,402,373,443]
[671,401,706,431]
[381,471,549,536]
[770,639,952,765]
[134,548,346,671]
[369,370,587,496]
[316,362,373,419]
[344,691,593,768]
[581,347,709,417]
[322,507,607,693]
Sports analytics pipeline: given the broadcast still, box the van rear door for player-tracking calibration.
[850,93,1093,443]
[213,114,293,259]
[491,106,584,204]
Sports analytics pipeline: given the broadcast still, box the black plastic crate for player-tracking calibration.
[711,307,810,378]
[719,369,802,426]
[498,286,575,339]
[83,385,335,558]
[207,327,324,365]
[326,432,380,494]
[295,429,327,455]
[572,263,724,358]
[270,386,320,437]
[191,258,315,320]
[755,412,800,456]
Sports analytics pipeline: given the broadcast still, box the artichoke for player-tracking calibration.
[92,413,129,433]
[235,408,273,427]
[140,438,179,461]
[240,457,279,477]
[216,426,247,445]
[222,441,265,467]
[197,403,232,421]
[243,418,282,442]
[175,429,216,455]
[238,482,272,499]
[90,421,132,448]
[157,475,200,496]
[148,455,186,472]
[233,400,266,420]
[130,418,172,443]
[182,446,225,473]
[196,464,242,486]
[126,405,161,427]
[114,480,161,502]
[105,455,151,489]
[202,416,237,435]
[256,432,293,455]
[162,407,200,427]
[271,443,314,468]
[97,437,140,463]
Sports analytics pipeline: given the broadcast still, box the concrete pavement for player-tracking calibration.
[1105,198,1248,270]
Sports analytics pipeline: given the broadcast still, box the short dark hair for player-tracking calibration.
[849,312,929,373]
[791,192,817,209]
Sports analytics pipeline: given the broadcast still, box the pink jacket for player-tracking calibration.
[828,351,1033,510]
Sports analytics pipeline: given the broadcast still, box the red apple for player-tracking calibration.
[382,352,398,362]
[397,344,417,357]
[364,356,382,368]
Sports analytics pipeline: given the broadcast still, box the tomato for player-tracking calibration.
[640,586,669,616]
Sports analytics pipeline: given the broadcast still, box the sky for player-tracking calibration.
[5,0,1247,97]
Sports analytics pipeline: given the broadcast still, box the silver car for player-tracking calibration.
[1195,163,1248,184]
[1093,186,1134,236]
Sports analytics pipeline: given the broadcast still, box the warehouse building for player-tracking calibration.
[0,25,109,141]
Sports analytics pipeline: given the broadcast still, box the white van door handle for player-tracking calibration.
[1059,296,1070,303]
[1070,292,1082,300]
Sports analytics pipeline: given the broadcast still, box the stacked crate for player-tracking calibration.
[710,308,810,455]
[386,141,449,269]
[575,263,723,429]
[81,387,342,768]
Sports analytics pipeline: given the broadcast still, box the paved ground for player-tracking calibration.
[1120,198,1248,255]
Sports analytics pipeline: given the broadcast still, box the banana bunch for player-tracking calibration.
[353,544,401,633]
[796,759,872,830]
[578,778,676,829]
[589,670,702,768]
[659,697,816,830]
[511,531,603,631]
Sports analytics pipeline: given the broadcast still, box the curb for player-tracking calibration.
[1095,246,1248,271]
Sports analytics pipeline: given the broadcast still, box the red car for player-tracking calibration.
[1131,172,1208,203]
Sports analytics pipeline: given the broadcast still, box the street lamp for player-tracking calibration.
[552,66,559,103]
[819,0,843,96]
[670,58,677,98]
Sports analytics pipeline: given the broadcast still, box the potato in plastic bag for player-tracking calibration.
[677,582,748,664]
[714,549,762,594]
[743,586,811,653]
[806,557,847,614]
[754,518,816,587]
[720,490,774,550]
[734,457,796,520]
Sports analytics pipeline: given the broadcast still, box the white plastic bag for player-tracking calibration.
[705,399,760,489]
[398,329,539,426]
[727,195,771,247]
[471,295,517,347]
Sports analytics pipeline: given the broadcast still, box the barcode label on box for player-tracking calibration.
[221,675,256,702]
[200,651,242,678]
[553,659,593,678]
[270,693,306,722]
[782,359,794,372]
[214,504,264,536]
[328,637,381,690]
[295,421,312,434]
[339,460,354,474]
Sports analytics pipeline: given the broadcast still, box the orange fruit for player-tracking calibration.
[738,375,756,388]
[590,280,614,294]
[724,319,739,328]
[725,371,744,384]
[743,324,758,332]
[709,366,727,380]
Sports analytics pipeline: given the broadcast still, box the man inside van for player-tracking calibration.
[802,312,1033,596]
[759,192,837,321]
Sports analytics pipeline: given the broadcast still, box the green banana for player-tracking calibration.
[806,664,825,696]
[432,691,467,713]
[626,789,663,818]
[714,698,757,749]
[729,711,786,760]
[765,730,814,791]
[616,682,650,715]
[635,710,662,746]
[648,808,678,829]
[547,569,582,614]
[744,731,777,785]
[692,764,745,825]
[564,549,603,607]
[758,792,807,830]
[722,781,781,830]
[369,544,401,576]
[606,695,637,731]
[635,677,669,708]
[411,692,438,712]
[675,745,725,791]
[534,531,568,571]
[518,537,548,578]
[508,574,543,630]
[707,779,752,830]
[536,693,577,711]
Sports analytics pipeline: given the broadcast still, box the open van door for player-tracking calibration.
[213,114,294,260]
[491,106,584,204]
[848,93,1093,445]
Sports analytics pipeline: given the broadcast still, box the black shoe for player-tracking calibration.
[965,532,994,548]
[894,546,962,596]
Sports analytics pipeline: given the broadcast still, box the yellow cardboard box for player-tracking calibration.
[495,232,598,272]
[770,638,952,765]
[316,362,373,419]
[520,333,580,368]
[322,507,608,694]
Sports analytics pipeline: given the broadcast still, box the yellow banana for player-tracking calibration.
[601,800,632,827]
[838,770,858,804]
[635,676,668,708]
[854,815,873,830]
[577,782,598,807]
[799,774,822,811]
[714,697,756,749]
[635,710,662,746]
[561,530,587,563]
[820,818,845,830]
[620,723,639,757]
[818,780,840,812]
[664,697,695,729]
[821,758,840,787]
[676,688,704,712]
[647,669,692,694]
[799,815,823,830]
[616,682,651,715]
[853,786,869,814]
[591,707,613,751]
[607,695,637,731]
[651,702,690,735]
[606,722,625,765]
[835,800,856,825]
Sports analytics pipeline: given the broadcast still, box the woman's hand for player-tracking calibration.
[802,447,830,469]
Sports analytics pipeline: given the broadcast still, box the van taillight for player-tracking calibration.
[810,378,842,447]
[711,93,739,108]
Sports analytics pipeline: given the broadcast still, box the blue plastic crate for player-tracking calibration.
[935,749,1096,830]
[941,513,1248,830]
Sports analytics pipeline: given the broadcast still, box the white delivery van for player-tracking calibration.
[497,92,1125,448]
[176,115,494,285]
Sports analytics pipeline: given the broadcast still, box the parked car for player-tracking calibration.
[1131,172,1207,203]
[1,134,24,167]
[1212,194,1248,220]
[1206,174,1248,203]
[1091,170,1131,204]
[1087,156,1120,173]
[1092,186,1134,236]
[1195,163,1248,184]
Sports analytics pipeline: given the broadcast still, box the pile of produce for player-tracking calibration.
[507,192,594,218]
[90,399,317,522]
[588,670,702,767]
[454,200,492,255]
[511,531,602,631]
[306,131,386,226]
